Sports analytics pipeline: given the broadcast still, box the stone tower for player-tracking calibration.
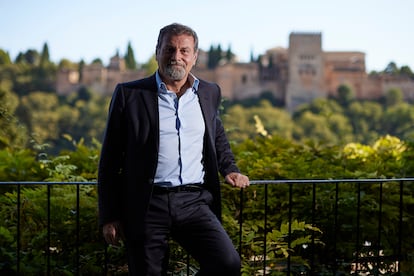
[286,32,325,111]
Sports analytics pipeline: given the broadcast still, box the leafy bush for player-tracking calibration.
[1,135,414,274]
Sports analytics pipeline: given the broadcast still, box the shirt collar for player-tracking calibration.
[156,70,199,94]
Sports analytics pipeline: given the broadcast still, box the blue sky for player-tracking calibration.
[1,0,412,72]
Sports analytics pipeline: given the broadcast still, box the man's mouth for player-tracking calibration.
[169,62,184,67]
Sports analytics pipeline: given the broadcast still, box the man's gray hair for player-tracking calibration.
[156,23,199,54]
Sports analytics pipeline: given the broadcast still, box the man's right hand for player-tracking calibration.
[103,221,122,245]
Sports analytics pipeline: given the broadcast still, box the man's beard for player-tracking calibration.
[164,63,186,81]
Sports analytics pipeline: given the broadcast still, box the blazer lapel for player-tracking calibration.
[139,75,159,149]
[197,87,215,148]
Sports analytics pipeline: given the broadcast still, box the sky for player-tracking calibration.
[1,0,413,72]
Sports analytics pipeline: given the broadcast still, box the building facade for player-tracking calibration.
[56,32,414,111]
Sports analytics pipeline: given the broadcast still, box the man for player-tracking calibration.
[98,23,249,275]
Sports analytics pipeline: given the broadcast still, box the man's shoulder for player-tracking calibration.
[198,78,218,88]
[197,78,220,95]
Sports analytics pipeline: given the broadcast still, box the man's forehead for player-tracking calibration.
[162,34,195,44]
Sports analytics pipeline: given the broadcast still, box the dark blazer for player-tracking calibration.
[98,74,239,237]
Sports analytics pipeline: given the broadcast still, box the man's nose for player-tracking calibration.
[172,49,181,60]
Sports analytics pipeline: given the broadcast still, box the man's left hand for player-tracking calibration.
[225,172,250,188]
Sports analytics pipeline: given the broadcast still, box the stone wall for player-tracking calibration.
[55,32,414,111]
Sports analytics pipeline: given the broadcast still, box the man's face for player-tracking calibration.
[156,34,198,82]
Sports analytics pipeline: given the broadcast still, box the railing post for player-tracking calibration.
[76,184,80,276]
[310,182,316,273]
[263,183,268,274]
[398,180,403,273]
[376,182,384,275]
[355,182,361,275]
[47,184,51,276]
[333,182,339,274]
[287,183,292,275]
[17,184,21,274]
[238,188,243,256]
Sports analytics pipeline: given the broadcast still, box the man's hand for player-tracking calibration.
[225,172,250,188]
[103,221,123,245]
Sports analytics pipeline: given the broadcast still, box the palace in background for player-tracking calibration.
[56,32,414,111]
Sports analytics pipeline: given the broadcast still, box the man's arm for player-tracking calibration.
[98,85,126,227]
[214,102,249,188]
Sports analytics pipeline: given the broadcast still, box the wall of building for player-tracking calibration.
[55,32,414,110]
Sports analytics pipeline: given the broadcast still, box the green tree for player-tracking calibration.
[35,43,57,92]
[336,84,355,107]
[225,45,235,62]
[384,87,403,107]
[91,58,103,65]
[0,49,12,65]
[0,83,28,148]
[223,100,294,143]
[384,61,399,75]
[39,42,51,68]
[382,102,414,138]
[61,89,108,146]
[15,49,40,65]
[58,58,78,70]
[207,44,222,69]
[18,92,60,144]
[400,65,413,77]
[78,59,85,82]
[292,98,353,143]
[293,111,339,143]
[124,41,137,70]
[294,98,344,119]
[347,101,383,143]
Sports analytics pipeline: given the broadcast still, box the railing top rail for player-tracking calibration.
[0,181,96,185]
[249,178,414,185]
[1,178,414,185]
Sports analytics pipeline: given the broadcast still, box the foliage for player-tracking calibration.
[223,100,294,143]
[0,49,12,65]
[0,139,106,274]
[19,91,61,143]
[0,183,103,274]
[0,82,28,149]
[229,134,414,274]
[0,148,45,183]
[222,90,414,146]
[1,131,414,274]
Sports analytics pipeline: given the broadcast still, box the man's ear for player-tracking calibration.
[193,50,199,65]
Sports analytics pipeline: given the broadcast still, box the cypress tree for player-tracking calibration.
[40,42,50,67]
[124,41,137,70]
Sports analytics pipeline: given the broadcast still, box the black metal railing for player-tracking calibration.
[243,179,412,275]
[0,179,412,275]
[0,182,93,275]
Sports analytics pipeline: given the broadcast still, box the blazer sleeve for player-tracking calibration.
[97,85,126,226]
[213,86,240,177]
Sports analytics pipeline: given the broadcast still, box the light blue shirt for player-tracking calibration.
[154,71,205,186]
